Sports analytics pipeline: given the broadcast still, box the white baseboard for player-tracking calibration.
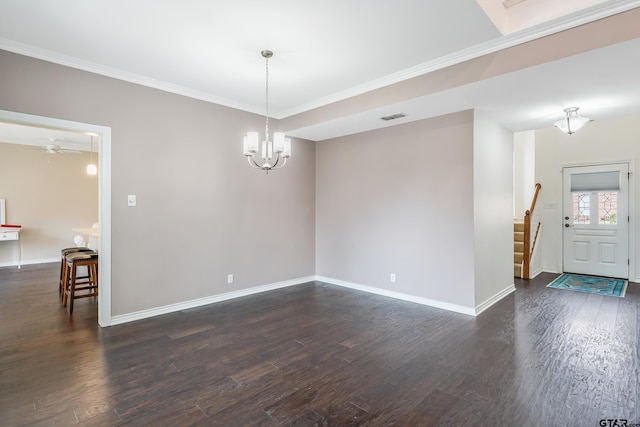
[110,276,316,326]
[315,276,477,316]
[528,266,544,279]
[0,257,58,268]
[475,284,516,316]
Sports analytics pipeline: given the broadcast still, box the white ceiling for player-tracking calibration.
[1,0,639,145]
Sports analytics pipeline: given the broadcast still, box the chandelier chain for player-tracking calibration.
[265,54,269,138]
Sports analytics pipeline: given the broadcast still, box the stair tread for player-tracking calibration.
[514,263,522,278]
[514,220,529,278]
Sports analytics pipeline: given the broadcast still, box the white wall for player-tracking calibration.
[535,113,640,280]
[473,111,514,308]
[514,130,543,276]
[514,130,536,218]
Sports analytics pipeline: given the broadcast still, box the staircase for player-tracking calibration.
[514,221,524,278]
[514,182,542,279]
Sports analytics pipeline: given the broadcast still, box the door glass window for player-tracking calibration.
[598,192,618,225]
[573,193,590,224]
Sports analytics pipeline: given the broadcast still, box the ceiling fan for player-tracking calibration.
[42,143,81,155]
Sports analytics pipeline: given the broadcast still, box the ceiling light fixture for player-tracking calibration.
[243,50,291,173]
[554,107,592,135]
[86,135,97,175]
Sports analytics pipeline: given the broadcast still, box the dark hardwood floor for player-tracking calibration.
[0,263,638,426]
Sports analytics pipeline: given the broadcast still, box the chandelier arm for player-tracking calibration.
[272,157,287,169]
[270,154,288,169]
[270,152,281,168]
[247,155,263,169]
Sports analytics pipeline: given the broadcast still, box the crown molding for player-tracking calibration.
[1,0,639,119]
[278,0,640,118]
[0,38,265,117]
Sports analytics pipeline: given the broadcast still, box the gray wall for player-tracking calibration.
[0,48,516,318]
[0,50,316,316]
[315,111,477,308]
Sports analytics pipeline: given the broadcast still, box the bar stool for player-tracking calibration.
[59,247,95,297]
[63,251,99,314]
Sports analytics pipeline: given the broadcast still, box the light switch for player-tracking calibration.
[127,195,137,207]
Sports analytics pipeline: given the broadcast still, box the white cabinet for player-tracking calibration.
[0,231,18,241]
[0,228,22,268]
[0,199,22,268]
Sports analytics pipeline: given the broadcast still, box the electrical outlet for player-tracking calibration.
[227,274,234,284]
[390,273,396,283]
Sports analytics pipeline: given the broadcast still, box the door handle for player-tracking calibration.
[565,223,570,227]
[564,216,569,220]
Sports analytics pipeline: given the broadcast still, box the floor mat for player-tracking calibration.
[546,273,627,297]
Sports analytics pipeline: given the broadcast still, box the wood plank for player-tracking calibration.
[1,265,639,425]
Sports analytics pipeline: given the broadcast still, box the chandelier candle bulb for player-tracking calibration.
[273,132,285,153]
[244,132,259,155]
[282,138,291,158]
[262,140,273,160]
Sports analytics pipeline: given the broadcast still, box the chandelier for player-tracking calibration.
[243,50,291,172]
[554,107,592,135]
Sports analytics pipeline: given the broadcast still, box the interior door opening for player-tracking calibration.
[0,109,112,326]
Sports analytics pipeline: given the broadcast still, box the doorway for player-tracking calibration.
[0,109,112,326]
[562,163,629,279]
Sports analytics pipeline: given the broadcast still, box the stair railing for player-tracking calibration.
[522,183,542,279]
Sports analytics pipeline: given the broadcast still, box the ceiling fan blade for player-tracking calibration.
[40,143,81,154]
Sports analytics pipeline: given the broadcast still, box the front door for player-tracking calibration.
[563,163,629,279]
